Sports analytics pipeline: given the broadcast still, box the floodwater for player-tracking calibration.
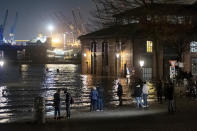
[0,64,131,123]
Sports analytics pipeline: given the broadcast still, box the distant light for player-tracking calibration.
[52,38,60,43]
[116,53,120,58]
[139,60,144,67]
[0,60,4,67]
[48,25,54,31]
[84,53,87,57]
[53,49,64,55]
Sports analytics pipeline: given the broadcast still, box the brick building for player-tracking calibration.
[79,3,197,81]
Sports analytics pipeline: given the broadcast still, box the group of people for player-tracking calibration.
[53,85,104,120]
[132,78,175,112]
[89,86,104,111]
[184,78,197,97]
[116,80,148,108]
[53,88,73,120]
[132,79,149,108]
[53,78,177,119]
[156,80,175,112]
[45,68,60,73]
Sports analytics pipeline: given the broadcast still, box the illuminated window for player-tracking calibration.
[146,41,153,53]
[190,41,197,53]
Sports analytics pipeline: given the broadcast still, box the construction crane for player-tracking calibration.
[72,8,87,36]
[0,9,8,44]
[9,12,18,45]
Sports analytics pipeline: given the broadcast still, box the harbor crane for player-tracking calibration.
[10,12,18,44]
[0,9,8,44]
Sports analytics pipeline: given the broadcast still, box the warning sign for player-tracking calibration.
[169,60,177,67]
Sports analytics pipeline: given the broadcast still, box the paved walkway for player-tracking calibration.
[1,97,197,131]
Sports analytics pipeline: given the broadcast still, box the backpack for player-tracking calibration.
[70,96,74,104]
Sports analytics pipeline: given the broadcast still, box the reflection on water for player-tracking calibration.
[0,64,131,123]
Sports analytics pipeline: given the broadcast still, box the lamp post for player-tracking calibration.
[116,53,120,76]
[139,60,144,80]
[63,33,66,50]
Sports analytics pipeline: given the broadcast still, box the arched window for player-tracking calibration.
[190,41,197,53]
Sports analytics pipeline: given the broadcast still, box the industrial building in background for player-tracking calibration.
[0,8,85,64]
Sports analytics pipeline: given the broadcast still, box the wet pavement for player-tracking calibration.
[1,97,197,131]
[0,64,132,123]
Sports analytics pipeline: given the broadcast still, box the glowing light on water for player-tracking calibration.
[0,86,12,123]
[0,60,4,67]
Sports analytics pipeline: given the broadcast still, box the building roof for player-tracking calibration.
[114,3,197,18]
[79,23,197,40]
[79,24,146,39]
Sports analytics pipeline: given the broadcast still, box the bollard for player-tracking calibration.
[33,96,45,124]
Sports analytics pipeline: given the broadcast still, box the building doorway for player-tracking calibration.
[142,67,152,81]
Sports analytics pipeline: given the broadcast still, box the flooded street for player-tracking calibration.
[0,64,131,123]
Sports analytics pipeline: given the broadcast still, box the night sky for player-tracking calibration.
[0,0,93,40]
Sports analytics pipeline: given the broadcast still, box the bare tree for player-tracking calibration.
[90,0,182,27]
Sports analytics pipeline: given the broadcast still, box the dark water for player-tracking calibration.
[0,64,131,123]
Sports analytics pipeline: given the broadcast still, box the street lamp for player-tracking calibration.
[139,60,144,80]
[84,53,87,57]
[116,53,120,58]
[139,60,144,67]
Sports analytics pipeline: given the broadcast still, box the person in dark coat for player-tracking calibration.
[64,88,71,119]
[97,86,104,111]
[156,80,163,104]
[133,79,144,108]
[53,89,61,120]
[46,68,49,72]
[117,82,123,106]
[167,81,175,112]
[164,80,168,101]
[57,69,60,73]
[90,87,98,111]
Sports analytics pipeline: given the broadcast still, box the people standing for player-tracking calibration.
[97,86,104,111]
[167,81,175,113]
[57,69,60,73]
[117,82,123,106]
[183,78,188,91]
[53,89,61,120]
[164,80,168,101]
[46,68,49,72]
[64,88,71,119]
[90,87,98,111]
[142,81,149,107]
[134,79,144,108]
[156,80,163,104]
